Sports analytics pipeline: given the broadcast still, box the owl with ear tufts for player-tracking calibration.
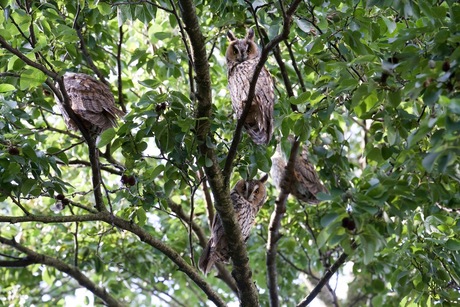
[198,174,268,275]
[56,72,125,138]
[271,140,327,204]
[226,28,275,145]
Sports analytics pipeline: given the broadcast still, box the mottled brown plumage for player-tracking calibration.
[56,72,125,135]
[271,141,327,203]
[199,175,268,275]
[226,28,275,145]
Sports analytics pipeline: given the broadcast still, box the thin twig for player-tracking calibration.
[296,241,357,307]
[199,168,214,229]
[117,25,127,112]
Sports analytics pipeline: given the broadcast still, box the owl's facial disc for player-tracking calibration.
[233,43,248,63]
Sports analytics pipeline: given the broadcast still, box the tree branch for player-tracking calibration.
[266,138,301,307]
[0,257,36,267]
[0,236,123,306]
[117,25,127,112]
[106,213,227,307]
[0,212,226,306]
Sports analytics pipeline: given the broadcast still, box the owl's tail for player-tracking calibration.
[198,241,216,275]
[245,123,272,145]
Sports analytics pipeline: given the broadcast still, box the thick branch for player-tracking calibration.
[223,0,302,183]
[0,213,105,224]
[266,138,301,307]
[0,212,226,306]
[0,257,36,267]
[106,213,226,307]
[177,0,258,304]
[0,236,123,306]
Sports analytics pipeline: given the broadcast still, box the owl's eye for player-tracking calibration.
[254,189,258,195]
[233,46,238,55]
[242,185,246,191]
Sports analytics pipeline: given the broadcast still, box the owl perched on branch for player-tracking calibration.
[198,174,268,275]
[271,141,327,204]
[226,28,275,145]
[56,72,125,136]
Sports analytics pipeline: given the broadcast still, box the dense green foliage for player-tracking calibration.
[0,0,459,306]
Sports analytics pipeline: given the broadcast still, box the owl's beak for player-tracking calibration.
[248,184,259,202]
[245,182,251,200]
[237,54,247,63]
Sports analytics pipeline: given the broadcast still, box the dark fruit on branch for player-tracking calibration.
[342,217,356,231]
[388,56,399,64]
[56,194,65,201]
[62,198,70,206]
[121,174,129,184]
[127,176,136,186]
[155,102,167,113]
[8,147,20,155]
[442,60,450,72]
[380,72,389,84]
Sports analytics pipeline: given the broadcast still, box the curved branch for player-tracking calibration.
[296,242,357,307]
[0,257,36,267]
[0,236,123,306]
[0,212,226,306]
[106,213,227,307]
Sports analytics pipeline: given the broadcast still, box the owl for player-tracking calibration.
[271,140,327,204]
[56,72,125,136]
[226,28,275,145]
[198,174,268,275]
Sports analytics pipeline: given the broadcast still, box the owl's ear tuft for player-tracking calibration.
[227,30,237,41]
[246,28,255,41]
[260,173,269,183]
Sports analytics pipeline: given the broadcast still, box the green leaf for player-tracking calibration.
[41,267,54,286]
[445,239,460,251]
[97,128,116,148]
[381,16,396,33]
[97,2,112,15]
[20,69,47,90]
[290,91,311,105]
[422,152,440,172]
[205,157,213,167]
[136,207,147,227]
[0,84,16,92]
[320,213,339,228]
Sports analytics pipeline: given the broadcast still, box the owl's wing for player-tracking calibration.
[228,66,250,119]
[293,149,328,202]
[63,73,125,132]
[209,213,225,249]
[245,67,275,144]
